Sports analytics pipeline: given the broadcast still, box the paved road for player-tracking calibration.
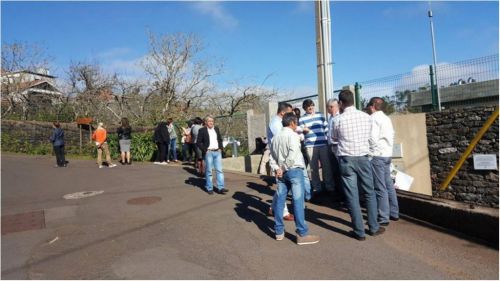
[1,154,498,279]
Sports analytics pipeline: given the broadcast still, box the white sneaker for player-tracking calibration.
[276,233,284,241]
[159,162,168,165]
[153,161,161,165]
[99,165,104,169]
[108,163,117,168]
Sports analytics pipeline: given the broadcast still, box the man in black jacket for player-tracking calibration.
[153,121,170,165]
[196,115,228,195]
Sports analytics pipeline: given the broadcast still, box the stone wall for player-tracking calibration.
[1,120,154,154]
[427,106,499,207]
[1,120,92,149]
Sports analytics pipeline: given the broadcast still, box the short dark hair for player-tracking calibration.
[282,112,297,127]
[293,108,301,119]
[338,90,354,107]
[368,97,385,111]
[277,102,292,114]
[302,99,315,110]
[121,117,130,128]
[53,122,60,128]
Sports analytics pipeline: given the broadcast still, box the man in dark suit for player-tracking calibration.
[196,115,228,195]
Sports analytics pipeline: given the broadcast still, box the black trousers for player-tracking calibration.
[156,142,169,162]
[54,145,66,166]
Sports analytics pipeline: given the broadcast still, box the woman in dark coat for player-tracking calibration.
[153,121,170,165]
[49,122,67,167]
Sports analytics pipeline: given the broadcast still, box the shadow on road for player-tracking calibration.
[232,191,275,239]
[184,177,206,193]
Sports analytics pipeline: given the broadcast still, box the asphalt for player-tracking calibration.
[1,154,498,279]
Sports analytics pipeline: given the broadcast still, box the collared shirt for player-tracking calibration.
[207,127,219,150]
[299,112,328,148]
[327,112,340,145]
[267,115,283,142]
[269,127,305,171]
[369,110,394,157]
[333,106,372,156]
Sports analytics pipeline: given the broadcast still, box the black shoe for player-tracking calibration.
[350,232,366,241]
[127,161,132,165]
[379,222,389,226]
[207,190,214,195]
[217,188,229,194]
[368,226,386,236]
[390,216,399,221]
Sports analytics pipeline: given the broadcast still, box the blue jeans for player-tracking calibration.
[303,168,312,201]
[272,168,308,237]
[205,150,224,191]
[169,138,177,161]
[372,157,399,222]
[340,156,379,237]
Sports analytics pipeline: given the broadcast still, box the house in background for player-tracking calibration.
[1,69,64,111]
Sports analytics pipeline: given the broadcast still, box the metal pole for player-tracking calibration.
[354,82,362,110]
[428,3,442,111]
[315,0,333,115]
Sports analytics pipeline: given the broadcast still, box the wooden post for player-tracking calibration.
[79,124,82,154]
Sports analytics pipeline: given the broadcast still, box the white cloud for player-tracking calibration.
[97,47,132,59]
[292,1,313,15]
[191,2,238,30]
[102,55,149,82]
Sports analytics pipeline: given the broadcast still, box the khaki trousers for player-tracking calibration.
[97,142,112,165]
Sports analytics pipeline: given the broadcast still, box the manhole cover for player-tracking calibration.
[63,191,104,200]
[127,196,162,205]
[2,210,46,235]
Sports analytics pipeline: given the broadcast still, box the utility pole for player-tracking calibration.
[315,0,333,114]
[428,1,442,111]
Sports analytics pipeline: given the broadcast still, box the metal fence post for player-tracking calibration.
[354,82,362,110]
[429,65,438,111]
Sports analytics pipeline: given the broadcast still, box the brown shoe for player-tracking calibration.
[283,214,295,221]
[368,226,386,236]
[297,234,320,245]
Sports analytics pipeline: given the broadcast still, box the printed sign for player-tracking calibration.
[473,154,498,170]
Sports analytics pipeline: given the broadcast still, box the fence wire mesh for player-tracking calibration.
[357,54,499,113]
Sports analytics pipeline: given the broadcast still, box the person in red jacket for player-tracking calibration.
[92,122,117,168]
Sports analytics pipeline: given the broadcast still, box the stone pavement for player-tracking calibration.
[1,154,498,279]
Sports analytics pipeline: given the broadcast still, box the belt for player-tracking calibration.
[207,149,220,151]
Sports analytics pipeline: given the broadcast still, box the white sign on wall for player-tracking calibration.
[473,154,498,170]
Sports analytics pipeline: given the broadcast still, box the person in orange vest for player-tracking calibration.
[92,122,117,168]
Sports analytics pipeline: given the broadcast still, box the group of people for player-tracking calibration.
[49,115,228,196]
[264,89,399,245]
[48,89,399,245]
[155,115,228,194]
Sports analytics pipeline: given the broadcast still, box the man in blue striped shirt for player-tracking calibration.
[299,99,335,199]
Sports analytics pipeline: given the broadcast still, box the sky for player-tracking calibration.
[2,1,499,99]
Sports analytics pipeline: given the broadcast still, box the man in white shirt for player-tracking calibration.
[196,116,227,195]
[367,97,400,225]
[333,90,385,241]
[267,102,295,221]
[269,112,320,245]
[326,98,343,201]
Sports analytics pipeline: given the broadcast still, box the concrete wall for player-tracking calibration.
[222,155,263,174]
[246,110,266,154]
[391,113,433,196]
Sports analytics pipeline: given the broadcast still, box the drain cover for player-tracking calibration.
[127,196,162,205]
[2,210,46,235]
[63,191,104,200]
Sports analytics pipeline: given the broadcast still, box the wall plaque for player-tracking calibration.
[473,154,498,170]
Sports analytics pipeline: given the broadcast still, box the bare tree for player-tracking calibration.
[207,74,278,117]
[141,32,222,122]
[67,61,119,122]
